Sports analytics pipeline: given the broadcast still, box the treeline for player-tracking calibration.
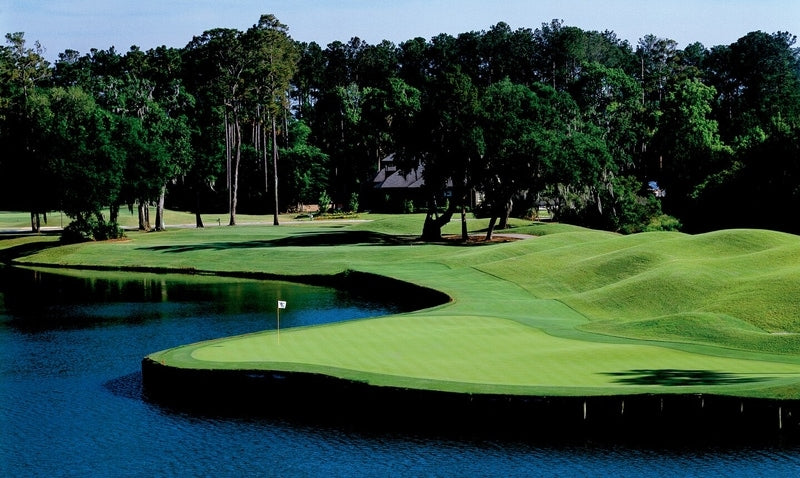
[1,16,799,240]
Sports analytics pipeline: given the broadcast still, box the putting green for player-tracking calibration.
[149,313,800,396]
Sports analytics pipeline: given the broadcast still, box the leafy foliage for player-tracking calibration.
[2,19,800,237]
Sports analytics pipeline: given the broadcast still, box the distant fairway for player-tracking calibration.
[6,213,800,399]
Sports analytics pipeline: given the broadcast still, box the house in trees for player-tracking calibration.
[371,154,428,212]
[372,154,481,212]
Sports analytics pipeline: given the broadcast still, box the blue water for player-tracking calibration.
[2,266,800,477]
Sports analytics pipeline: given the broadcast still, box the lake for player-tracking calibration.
[2,266,799,477]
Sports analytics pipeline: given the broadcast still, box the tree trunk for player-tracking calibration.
[421,200,454,241]
[138,202,151,231]
[485,216,498,241]
[229,113,241,226]
[109,204,119,225]
[272,114,280,226]
[498,199,513,230]
[195,191,204,228]
[225,109,233,225]
[460,204,469,241]
[155,186,166,231]
[30,212,40,233]
[268,114,271,193]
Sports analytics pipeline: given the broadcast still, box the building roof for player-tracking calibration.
[373,154,425,190]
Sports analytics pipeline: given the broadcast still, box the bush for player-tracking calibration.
[644,214,682,232]
[93,220,124,240]
[61,220,94,243]
[610,175,681,234]
[61,216,124,243]
[318,191,332,213]
[348,192,359,213]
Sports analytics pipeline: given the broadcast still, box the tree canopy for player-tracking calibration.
[2,18,799,239]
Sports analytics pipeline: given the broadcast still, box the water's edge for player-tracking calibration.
[141,357,800,442]
[11,263,452,312]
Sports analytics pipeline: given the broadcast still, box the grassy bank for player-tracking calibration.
[4,212,800,399]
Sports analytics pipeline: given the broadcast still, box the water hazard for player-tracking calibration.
[2,266,799,477]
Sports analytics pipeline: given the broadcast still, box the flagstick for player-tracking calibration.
[276,300,286,345]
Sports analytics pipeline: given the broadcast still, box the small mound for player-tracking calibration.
[582,312,800,354]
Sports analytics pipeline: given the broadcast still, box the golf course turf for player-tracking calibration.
[4,213,800,430]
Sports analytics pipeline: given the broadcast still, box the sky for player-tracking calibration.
[2,0,799,62]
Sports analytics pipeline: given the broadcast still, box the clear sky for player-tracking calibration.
[2,0,799,62]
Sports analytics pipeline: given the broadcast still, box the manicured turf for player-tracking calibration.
[5,213,800,398]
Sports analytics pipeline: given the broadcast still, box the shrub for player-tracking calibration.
[645,214,682,232]
[61,220,94,243]
[61,215,124,243]
[348,192,359,213]
[318,191,332,213]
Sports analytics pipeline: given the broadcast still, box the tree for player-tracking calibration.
[397,37,429,89]
[477,80,565,238]
[547,125,615,227]
[45,86,125,241]
[694,31,800,232]
[293,41,324,119]
[243,14,299,225]
[395,67,482,241]
[279,119,329,209]
[569,62,658,229]
[62,45,195,231]
[532,20,591,90]
[185,28,247,226]
[0,32,53,231]
[354,39,398,87]
[299,38,366,210]
[706,31,800,142]
[637,35,679,100]
[657,78,729,208]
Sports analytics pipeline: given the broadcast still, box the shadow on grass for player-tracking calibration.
[0,239,62,264]
[605,369,767,386]
[140,230,419,253]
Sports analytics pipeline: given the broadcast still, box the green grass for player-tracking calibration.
[0,208,313,230]
[5,211,800,398]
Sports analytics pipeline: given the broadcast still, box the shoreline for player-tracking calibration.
[142,357,800,439]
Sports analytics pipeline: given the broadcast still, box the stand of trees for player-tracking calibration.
[2,17,799,240]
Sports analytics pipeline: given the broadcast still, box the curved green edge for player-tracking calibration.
[148,314,800,397]
[10,215,800,399]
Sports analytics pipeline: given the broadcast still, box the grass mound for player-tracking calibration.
[472,227,800,353]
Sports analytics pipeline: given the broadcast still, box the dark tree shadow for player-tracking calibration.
[0,238,62,264]
[139,231,418,253]
[137,230,510,254]
[604,369,767,386]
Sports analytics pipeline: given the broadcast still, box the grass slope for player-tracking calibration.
[6,212,800,398]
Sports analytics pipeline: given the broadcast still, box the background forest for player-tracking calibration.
[1,15,799,240]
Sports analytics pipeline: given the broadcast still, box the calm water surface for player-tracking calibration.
[2,266,799,477]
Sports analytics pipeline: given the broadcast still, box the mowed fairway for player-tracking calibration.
[9,214,800,398]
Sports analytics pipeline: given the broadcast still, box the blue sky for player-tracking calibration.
[2,0,799,61]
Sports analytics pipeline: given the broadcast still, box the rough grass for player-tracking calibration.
[5,212,800,398]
